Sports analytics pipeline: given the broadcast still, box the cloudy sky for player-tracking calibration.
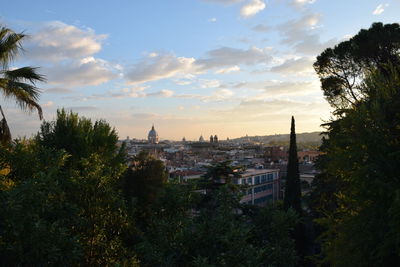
[1,0,399,140]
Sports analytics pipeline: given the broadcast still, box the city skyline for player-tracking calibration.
[1,0,399,140]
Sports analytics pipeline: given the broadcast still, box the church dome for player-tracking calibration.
[148,125,159,144]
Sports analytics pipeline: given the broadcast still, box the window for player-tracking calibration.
[242,178,246,184]
[267,173,273,181]
[255,176,260,184]
[247,177,252,184]
[261,175,267,183]
[248,188,252,195]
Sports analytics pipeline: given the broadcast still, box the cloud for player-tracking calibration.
[373,4,388,15]
[252,24,271,32]
[199,79,221,88]
[45,87,74,94]
[209,18,217,22]
[206,88,234,101]
[26,21,106,62]
[240,0,266,17]
[278,13,337,55]
[174,88,235,102]
[270,57,315,74]
[93,86,174,100]
[125,52,198,84]
[65,106,98,111]
[197,46,272,69]
[212,98,330,126]
[42,101,54,107]
[146,89,174,97]
[226,80,318,97]
[45,57,117,87]
[291,0,316,6]
[215,65,240,74]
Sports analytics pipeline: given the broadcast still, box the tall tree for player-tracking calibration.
[0,26,44,144]
[284,116,302,215]
[311,23,400,266]
[313,22,400,109]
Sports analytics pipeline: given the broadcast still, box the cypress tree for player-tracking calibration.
[284,116,302,214]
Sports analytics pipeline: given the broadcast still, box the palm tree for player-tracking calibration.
[0,25,44,145]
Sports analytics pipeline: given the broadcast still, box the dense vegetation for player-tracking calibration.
[310,22,400,266]
[0,110,298,266]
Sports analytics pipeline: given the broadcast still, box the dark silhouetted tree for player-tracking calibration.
[284,116,302,215]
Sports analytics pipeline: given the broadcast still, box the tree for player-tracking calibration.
[122,151,168,219]
[311,23,400,266]
[0,26,44,144]
[0,111,139,265]
[37,109,125,170]
[313,22,400,109]
[284,116,302,215]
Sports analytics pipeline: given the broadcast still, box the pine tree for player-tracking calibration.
[284,116,302,215]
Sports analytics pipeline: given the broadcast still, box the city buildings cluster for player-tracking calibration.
[121,125,321,206]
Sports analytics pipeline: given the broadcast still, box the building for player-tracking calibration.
[148,125,159,144]
[235,168,280,205]
[199,135,205,142]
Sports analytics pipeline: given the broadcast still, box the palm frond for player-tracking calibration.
[4,66,46,84]
[0,106,11,145]
[0,26,26,69]
[0,78,43,119]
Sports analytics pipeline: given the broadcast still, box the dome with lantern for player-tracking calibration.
[148,125,159,144]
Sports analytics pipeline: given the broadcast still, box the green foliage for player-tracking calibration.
[0,111,135,265]
[0,141,81,265]
[248,204,299,266]
[314,22,400,109]
[311,23,400,266]
[284,116,302,215]
[123,150,167,217]
[37,109,125,169]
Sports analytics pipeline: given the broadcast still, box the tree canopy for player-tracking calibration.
[313,22,400,109]
[311,22,400,266]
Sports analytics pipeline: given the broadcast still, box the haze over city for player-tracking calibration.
[2,0,399,140]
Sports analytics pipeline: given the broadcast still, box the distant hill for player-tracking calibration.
[233,132,323,150]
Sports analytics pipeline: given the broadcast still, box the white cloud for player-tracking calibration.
[197,46,272,69]
[240,0,266,18]
[373,4,388,15]
[278,13,337,55]
[199,79,221,88]
[26,21,106,62]
[226,80,317,97]
[292,0,316,6]
[45,57,117,87]
[215,65,240,74]
[270,57,315,74]
[125,52,199,84]
[209,18,217,22]
[97,86,174,99]
[207,88,235,101]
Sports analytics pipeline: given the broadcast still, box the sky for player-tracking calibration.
[1,0,399,141]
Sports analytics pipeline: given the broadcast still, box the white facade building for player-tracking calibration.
[234,169,280,205]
